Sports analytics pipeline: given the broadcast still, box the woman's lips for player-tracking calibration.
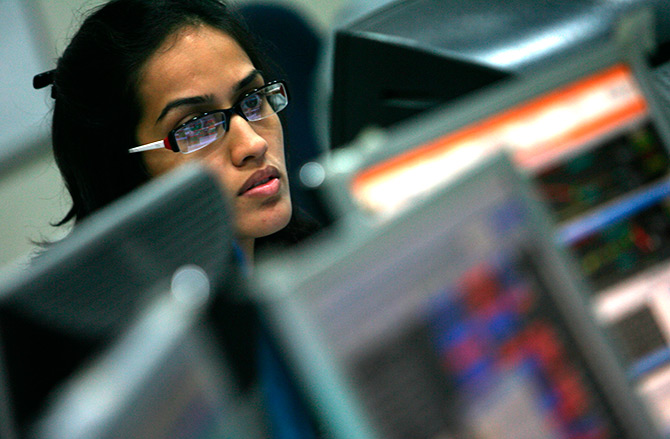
[238,167,281,197]
[243,177,280,197]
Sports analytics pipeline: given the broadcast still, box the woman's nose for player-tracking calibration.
[228,115,268,167]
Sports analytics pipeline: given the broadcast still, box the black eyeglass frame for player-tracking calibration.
[129,80,289,154]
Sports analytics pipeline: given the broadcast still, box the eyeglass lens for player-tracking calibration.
[175,82,288,153]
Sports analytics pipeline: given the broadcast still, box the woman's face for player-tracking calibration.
[135,25,292,253]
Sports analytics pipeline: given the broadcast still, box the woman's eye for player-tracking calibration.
[241,94,262,111]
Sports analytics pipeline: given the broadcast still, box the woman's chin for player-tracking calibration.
[237,199,293,240]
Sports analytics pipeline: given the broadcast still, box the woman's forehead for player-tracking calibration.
[138,25,255,107]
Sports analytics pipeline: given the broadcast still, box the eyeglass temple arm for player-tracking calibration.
[128,139,172,154]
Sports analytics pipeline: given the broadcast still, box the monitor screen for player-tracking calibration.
[256,154,661,438]
[348,63,655,217]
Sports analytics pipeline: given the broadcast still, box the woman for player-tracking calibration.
[36,0,302,264]
[31,0,318,436]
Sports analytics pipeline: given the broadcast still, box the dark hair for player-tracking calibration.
[50,0,269,226]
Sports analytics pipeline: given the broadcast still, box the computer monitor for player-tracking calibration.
[301,14,670,435]
[329,0,670,148]
[0,164,257,436]
[28,266,265,439]
[320,14,670,218]
[255,152,662,438]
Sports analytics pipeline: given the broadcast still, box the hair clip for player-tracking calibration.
[33,69,57,98]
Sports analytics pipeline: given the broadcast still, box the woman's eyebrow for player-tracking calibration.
[155,95,213,124]
[155,70,263,124]
[233,69,263,94]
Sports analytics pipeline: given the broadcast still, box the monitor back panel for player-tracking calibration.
[0,164,236,434]
[30,286,265,439]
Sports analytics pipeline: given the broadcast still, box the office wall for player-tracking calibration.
[0,0,67,268]
[35,0,347,57]
[0,0,350,268]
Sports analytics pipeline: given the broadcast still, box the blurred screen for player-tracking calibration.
[291,186,632,438]
[344,59,670,434]
[350,64,650,217]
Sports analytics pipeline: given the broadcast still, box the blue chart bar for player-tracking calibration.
[556,179,670,245]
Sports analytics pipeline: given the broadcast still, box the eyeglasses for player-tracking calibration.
[129,80,289,154]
